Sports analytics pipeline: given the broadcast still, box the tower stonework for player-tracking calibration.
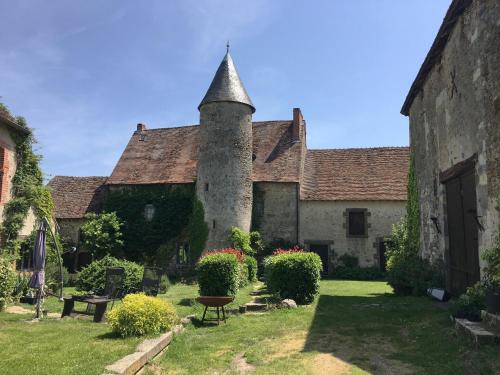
[197,52,255,250]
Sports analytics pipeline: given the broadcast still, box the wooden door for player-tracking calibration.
[445,169,480,295]
[309,244,329,276]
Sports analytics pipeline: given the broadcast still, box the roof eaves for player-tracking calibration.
[401,0,472,116]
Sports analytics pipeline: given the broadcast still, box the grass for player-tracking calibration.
[0,282,257,375]
[2,280,499,374]
[153,280,500,375]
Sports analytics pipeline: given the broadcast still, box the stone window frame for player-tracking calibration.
[343,208,371,238]
[176,242,190,265]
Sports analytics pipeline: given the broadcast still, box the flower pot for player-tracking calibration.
[485,289,500,314]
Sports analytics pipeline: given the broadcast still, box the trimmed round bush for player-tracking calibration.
[197,253,239,296]
[75,256,143,294]
[0,257,16,311]
[245,256,258,282]
[265,252,322,304]
[107,293,178,337]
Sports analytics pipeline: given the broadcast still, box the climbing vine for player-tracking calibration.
[0,104,53,255]
[103,184,208,266]
[406,152,420,254]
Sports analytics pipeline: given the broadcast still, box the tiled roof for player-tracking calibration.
[47,176,108,219]
[301,147,409,201]
[107,121,302,185]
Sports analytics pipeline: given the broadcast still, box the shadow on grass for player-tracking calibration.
[301,293,492,374]
[177,298,196,307]
[96,331,123,340]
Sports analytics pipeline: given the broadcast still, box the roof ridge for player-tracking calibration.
[138,120,293,132]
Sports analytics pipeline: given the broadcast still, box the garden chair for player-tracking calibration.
[61,266,125,322]
[130,266,163,296]
[141,267,163,296]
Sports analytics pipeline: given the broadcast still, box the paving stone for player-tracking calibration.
[244,302,267,312]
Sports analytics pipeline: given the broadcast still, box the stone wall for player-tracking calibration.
[299,200,406,270]
[197,101,253,250]
[408,0,500,270]
[0,124,16,229]
[253,182,298,244]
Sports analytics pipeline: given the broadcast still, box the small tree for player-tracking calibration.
[80,212,124,259]
[229,227,254,256]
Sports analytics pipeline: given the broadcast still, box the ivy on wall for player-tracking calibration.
[103,184,208,266]
[0,104,54,255]
[406,152,420,254]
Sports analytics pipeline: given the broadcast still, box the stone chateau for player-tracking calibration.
[49,51,409,274]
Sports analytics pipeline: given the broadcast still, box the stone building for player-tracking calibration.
[49,51,409,274]
[401,0,500,294]
[0,109,36,246]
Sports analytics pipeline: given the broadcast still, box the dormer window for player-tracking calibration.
[144,204,155,222]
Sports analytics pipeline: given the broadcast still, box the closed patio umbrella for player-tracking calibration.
[29,220,47,318]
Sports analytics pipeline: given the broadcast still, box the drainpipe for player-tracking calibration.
[296,183,300,245]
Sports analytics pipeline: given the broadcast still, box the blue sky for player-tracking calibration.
[0,1,450,179]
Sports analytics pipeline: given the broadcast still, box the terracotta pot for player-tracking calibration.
[196,296,234,307]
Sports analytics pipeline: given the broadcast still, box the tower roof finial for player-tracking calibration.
[226,41,230,53]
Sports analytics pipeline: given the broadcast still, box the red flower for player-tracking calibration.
[203,248,245,263]
[272,245,304,255]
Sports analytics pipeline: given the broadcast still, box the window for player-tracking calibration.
[176,243,189,265]
[346,209,368,237]
[205,183,209,192]
[144,204,155,222]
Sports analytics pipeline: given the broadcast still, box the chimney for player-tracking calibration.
[292,108,303,142]
[137,123,146,132]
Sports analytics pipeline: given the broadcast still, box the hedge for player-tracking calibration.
[197,253,239,296]
[75,256,143,294]
[264,252,322,304]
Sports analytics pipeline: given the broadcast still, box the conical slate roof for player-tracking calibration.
[198,52,255,113]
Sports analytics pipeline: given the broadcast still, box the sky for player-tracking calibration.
[0,0,451,180]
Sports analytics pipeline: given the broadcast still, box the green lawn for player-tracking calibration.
[153,280,500,375]
[0,283,257,375]
[2,280,499,375]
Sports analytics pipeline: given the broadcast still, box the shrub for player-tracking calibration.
[75,256,143,294]
[80,212,124,259]
[272,245,304,256]
[386,254,435,295]
[245,256,258,282]
[250,231,265,256]
[337,254,359,268]
[229,227,254,256]
[450,282,486,321]
[0,257,16,310]
[197,253,239,296]
[204,248,245,263]
[265,252,322,304]
[107,293,178,337]
[45,261,70,294]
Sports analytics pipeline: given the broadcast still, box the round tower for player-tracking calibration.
[197,50,255,250]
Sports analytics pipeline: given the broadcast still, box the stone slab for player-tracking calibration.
[481,310,500,330]
[244,303,267,312]
[105,330,176,374]
[455,318,498,346]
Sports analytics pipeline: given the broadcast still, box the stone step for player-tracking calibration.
[481,310,500,330]
[244,302,267,312]
[455,318,500,346]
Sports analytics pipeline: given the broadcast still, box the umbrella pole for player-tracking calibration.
[43,217,64,301]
